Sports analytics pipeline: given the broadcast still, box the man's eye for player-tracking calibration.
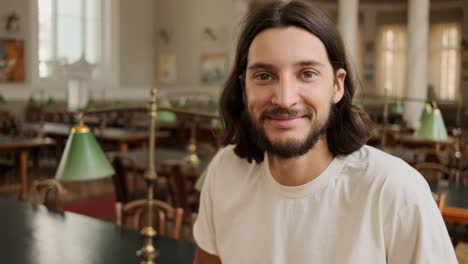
[302,71,316,78]
[255,73,272,81]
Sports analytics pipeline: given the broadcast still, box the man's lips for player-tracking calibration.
[265,115,307,128]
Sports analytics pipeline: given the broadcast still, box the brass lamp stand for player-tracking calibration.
[185,119,200,168]
[137,87,159,264]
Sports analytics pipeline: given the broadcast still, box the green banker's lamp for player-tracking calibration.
[390,101,404,115]
[0,94,6,105]
[55,114,114,181]
[420,103,432,123]
[416,103,448,141]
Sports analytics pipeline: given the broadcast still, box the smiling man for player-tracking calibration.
[193,1,456,263]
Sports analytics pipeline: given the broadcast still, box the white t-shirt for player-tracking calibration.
[193,145,457,264]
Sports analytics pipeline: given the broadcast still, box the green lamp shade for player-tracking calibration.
[352,99,364,110]
[112,100,124,109]
[157,110,177,122]
[211,118,223,128]
[46,97,56,108]
[158,98,177,122]
[27,96,37,107]
[420,104,432,122]
[390,101,403,114]
[55,125,114,181]
[86,99,96,110]
[416,108,448,141]
[178,97,187,108]
[0,94,6,104]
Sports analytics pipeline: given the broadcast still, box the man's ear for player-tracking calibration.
[333,68,346,104]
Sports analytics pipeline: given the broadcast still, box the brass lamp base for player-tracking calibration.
[185,142,200,167]
[137,222,159,264]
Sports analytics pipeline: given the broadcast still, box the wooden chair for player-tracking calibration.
[115,199,184,239]
[112,155,169,203]
[159,160,200,216]
[413,162,453,182]
[432,192,446,213]
[29,179,66,212]
[460,169,468,184]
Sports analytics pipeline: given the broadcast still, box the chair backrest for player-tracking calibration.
[112,155,142,203]
[159,160,200,216]
[413,162,453,182]
[432,192,446,213]
[112,156,129,203]
[461,169,468,184]
[115,199,184,239]
[29,179,65,212]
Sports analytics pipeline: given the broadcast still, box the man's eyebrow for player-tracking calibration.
[247,63,274,70]
[296,60,326,68]
[247,60,326,70]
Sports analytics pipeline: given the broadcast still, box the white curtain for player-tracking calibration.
[376,24,407,98]
[428,23,461,101]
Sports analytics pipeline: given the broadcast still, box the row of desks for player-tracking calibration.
[2,126,468,225]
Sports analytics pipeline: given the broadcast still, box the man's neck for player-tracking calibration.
[267,137,334,186]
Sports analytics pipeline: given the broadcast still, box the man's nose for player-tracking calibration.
[271,76,299,108]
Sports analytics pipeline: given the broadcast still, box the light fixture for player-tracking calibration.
[416,104,448,141]
[390,101,403,115]
[5,12,20,33]
[55,114,115,181]
[0,93,6,105]
[420,103,432,123]
[137,87,159,263]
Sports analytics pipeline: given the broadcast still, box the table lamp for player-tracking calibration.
[390,101,403,115]
[420,103,432,123]
[55,114,115,181]
[137,87,160,263]
[416,105,448,141]
[0,94,6,105]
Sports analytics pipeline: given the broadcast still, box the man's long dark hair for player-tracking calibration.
[219,0,373,163]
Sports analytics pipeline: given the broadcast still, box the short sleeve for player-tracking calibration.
[384,172,457,263]
[193,152,220,255]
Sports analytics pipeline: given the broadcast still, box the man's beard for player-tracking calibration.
[244,104,335,159]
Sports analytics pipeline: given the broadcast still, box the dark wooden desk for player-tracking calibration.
[381,146,468,169]
[0,136,56,199]
[0,198,196,263]
[111,148,213,172]
[26,123,169,153]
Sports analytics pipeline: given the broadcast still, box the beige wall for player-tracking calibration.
[0,0,466,105]
[119,0,155,88]
[152,0,245,93]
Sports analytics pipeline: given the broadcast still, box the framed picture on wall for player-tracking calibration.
[158,55,177,84]
[0,39,25,83]
[200,53,227,85]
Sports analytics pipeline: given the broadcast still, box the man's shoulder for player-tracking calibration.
[207,144,261,181]
[211,144,250,168]
[344,145,429,195]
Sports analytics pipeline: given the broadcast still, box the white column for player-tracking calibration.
[338,0,360,68]
[404,0,430,129]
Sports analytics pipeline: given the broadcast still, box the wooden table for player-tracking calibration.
[0,136,56,199]
[25,123,169,153]
[0,198,196,264]
[109,148,213,172]
[381,146,468,169]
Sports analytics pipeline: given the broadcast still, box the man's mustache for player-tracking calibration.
[260,107,313,121]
